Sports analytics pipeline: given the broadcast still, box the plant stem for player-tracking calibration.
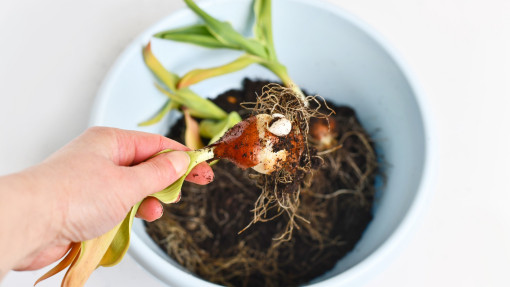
[189,147,216,163]
[262,61,307,105]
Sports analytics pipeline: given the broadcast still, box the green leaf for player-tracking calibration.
[199,119,224,139]
[138,99,178,126]
[155,84,227,120]
[143,42,180,93]
[199,111,241,144]
[154,24,238,49]
[183,0,268,58]
[178,54,263,88]
[143,44,228,120]
[152,149,215,203]
[254,0,276,60]
[152,176,185,204]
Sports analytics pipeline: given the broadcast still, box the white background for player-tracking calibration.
[1,0,509,286]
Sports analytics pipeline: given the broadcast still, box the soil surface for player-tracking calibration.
[145,79,378,287]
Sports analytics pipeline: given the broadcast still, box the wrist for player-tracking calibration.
[0,167,62,271]
[22,164,66,248]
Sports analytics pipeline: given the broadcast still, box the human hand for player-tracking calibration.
[3,127,213,272]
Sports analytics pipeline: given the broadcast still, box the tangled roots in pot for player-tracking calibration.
[146,79,380,287]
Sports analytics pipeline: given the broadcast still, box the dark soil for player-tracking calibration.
[145,79,378,287]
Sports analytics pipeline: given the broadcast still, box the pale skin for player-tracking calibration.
[0,127,214,279]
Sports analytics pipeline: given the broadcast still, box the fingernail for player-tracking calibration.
[156,204,164,219]
[166,151,190,176]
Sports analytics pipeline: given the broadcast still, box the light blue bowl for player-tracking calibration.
[91,0,435,286]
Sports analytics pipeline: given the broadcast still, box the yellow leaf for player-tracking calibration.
[184,109,204,150]
[34,242,81,285]
[138,100,178,127]
[199,111,241,144]
[99,203,141,267]
[177,54,262,89]
[143,42,180,92]
[154,84,227,120]
[61,223,122,287]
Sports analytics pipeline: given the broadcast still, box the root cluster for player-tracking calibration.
[241,84,332,241]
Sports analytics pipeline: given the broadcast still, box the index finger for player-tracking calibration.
[113,129,190,165]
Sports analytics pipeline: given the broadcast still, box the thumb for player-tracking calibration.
[127,151,190,198]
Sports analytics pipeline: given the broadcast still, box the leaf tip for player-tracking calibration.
[143,41,152,59]
[171,192,182,203]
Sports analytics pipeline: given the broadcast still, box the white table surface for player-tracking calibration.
[1,0,509,286]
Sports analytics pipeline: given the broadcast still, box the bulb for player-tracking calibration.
[211,113,303,174]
